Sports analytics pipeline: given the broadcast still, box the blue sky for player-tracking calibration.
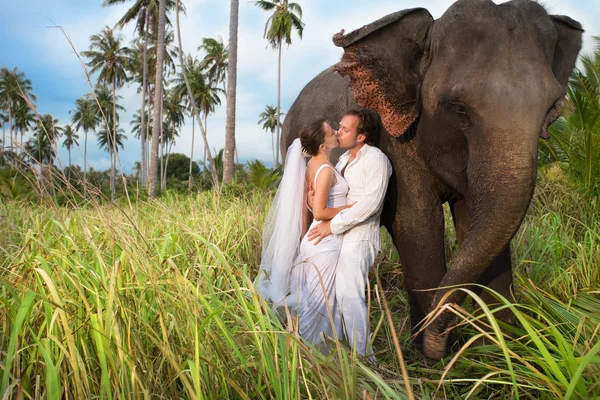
[1,0,597,173]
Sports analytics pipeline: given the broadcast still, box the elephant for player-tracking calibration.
[281,0,583,359]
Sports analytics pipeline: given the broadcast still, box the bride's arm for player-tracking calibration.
[312,168,353,221]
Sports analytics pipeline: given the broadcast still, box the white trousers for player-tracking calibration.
[335,240,378,356]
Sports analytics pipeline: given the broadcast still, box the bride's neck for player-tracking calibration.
[312,151,330,164]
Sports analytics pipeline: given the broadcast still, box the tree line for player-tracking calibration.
[0,0,304,199]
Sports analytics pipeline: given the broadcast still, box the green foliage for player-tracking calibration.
[0,168,35,201]
[255,0,305,48]
[198,36,228,88]
[162,152,200,181]
[246,159,281,189]
[81,26,129,90]
[540,38,600,196]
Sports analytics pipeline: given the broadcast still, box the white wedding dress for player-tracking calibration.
[286,164,348,346]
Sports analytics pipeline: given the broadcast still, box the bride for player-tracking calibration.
[256,118,351,347]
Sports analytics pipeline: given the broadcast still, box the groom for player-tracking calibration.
[308,108,392,356]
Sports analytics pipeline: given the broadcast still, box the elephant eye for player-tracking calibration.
[448,101,467,115]
[446,101,472,128]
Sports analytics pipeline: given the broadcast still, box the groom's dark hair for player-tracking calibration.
[300,118,327,157]
[343,108,381,146]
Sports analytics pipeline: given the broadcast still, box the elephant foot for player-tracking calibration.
[423,328,448,360]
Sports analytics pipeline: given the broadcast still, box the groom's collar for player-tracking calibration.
[339,143,372,164]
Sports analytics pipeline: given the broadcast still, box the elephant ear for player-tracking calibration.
[549,15,583,89]
[333,8,433,137]
[538,15,583,139]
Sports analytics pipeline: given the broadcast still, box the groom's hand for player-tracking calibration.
[307,220,332,245]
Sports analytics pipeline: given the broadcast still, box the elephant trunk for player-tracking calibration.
[423,126,539,359]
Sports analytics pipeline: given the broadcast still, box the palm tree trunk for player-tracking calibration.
[1,121,5,163]
[162,139,167,191]
[8,102,13,167]
[222,0,239,184]
[276,44,282,167]
[141,112,146,185]
[174,0,219,191]
[204,113,208,167]
[160,135,164,191]
[68,147,72,180]
[164,139,174,191]
[145,91,152,185]
[8,102,12,152]
[271,130,275,166]
[159,100,164,192]
[141,8,149,188]
[149,0,167,197]
[83,129,88,197]
[111,149,115,196]
[188,113,195,191]
[111,76,117,201]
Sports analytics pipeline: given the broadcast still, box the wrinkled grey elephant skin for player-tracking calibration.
[281,0,583,360]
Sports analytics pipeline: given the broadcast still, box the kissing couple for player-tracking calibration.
[256,108,392,358]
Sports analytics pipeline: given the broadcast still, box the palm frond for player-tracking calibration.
[254,0,278,11]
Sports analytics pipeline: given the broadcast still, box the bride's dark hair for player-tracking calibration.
[300,118,327,157]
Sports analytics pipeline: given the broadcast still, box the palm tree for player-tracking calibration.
[118,2,152,188]
[26,114,60,173]
[131,108,152,143]
[97,125,127,154]
[13,100,36,155]
[193,73,224,168]
[92,86,125,199]
[106,0,159,187]
[0,67,36,159]
[25,133,51,166]
[199,37,228,90]
[82,26,130,200]
[223,0,239,184]
[61,125,80,172]
[71,95,99,191]
[255,0,304,167]
[133,160,142,181]
[97,124,127,196]
[171,53,220,190]
[258,104,283,166]
[0,110,7,160]
[161,89,185,190]
[174,1,222,192]
[131,107,152,183]
[149,0,167,197]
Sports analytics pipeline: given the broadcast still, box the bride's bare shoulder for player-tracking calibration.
[306,159,325,181]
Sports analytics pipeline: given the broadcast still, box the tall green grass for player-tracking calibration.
[0,191,410,399]
[0,178,598,398]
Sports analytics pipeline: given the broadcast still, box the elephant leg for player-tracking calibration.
[449,199,514,321]
[475,246,515,322]
[387,193,447,340]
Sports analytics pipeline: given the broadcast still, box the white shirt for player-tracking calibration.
[330,144,392,251]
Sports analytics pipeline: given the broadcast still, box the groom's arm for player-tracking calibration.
[330,152,392,235]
